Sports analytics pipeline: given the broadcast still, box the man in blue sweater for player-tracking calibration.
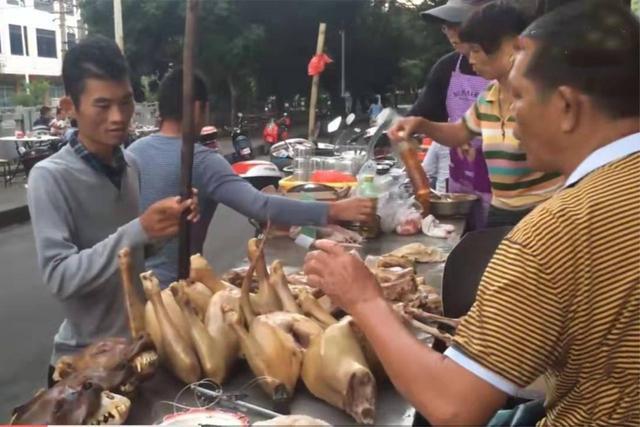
[26,36,198,386]
[128,70,374,287]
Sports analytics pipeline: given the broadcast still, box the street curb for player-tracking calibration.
[0,205,30,229]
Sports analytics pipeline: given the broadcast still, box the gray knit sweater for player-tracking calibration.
[27,144,150,364]
[127,134,329,287]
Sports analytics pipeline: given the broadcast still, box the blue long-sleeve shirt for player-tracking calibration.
[127,134,329,286]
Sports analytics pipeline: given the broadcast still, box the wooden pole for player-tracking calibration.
[113,0,124,52]
[59,0,67,54]
[178,0,200,279]
[308,22,326,141]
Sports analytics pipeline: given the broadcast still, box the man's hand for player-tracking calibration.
[387,116,429,143]
[139,190,199,239]
[328,197,376,223]
[304,239,383,313]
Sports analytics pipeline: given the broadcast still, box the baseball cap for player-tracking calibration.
[420,0,492,24]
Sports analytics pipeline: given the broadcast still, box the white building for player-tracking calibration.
[0,0,84,107]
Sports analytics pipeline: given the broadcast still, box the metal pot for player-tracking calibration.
[429,193,479,217]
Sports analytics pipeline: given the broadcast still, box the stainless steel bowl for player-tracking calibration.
[429,193,479,217]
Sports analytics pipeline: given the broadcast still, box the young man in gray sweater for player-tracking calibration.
[26,37,198,386]
[128,70,375,287]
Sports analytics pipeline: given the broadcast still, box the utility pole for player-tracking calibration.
[58,0,67,54]
[340,28,345,97]
[113,0,124,52]
[308,22,326,140]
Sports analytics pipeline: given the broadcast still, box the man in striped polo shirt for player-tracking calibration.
[304,1,639,425]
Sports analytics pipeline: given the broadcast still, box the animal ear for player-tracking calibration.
[53,356,75,381]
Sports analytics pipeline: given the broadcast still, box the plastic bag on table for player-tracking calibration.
[378,187,421,234]
[395,204,422,235]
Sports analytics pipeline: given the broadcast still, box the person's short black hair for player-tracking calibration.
[62,35,130,108]
[158,68,209,121]
[459,1,530,55]
[522,0,639,119]
[39,106,51,116]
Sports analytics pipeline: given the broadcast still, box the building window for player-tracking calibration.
[9,24,24,56]
[0,85,17,108]
[66,32,76,48]
[22,26,29,56]
[34,0,54,13]
[65,0,74,15]
[36,29,57,58]
[50,84,65,99]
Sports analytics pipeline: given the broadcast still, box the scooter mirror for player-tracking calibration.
[345,113,356,126]
[327,117,342,133]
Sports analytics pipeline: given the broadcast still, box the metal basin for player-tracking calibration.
[430,193,478,217]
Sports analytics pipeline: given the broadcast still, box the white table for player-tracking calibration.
[0,135,61,161]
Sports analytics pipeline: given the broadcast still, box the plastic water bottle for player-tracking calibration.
[358,175,381,239]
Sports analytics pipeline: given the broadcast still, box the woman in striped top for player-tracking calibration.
[389,1,564,227]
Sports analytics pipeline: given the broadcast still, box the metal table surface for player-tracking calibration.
[128,219,465,425]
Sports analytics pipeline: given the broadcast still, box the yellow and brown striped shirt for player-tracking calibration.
[463,82,564,210]
[453,152,639,426]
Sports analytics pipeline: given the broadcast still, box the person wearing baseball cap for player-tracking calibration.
[410,0,493,231]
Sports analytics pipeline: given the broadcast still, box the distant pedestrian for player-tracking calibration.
[344,91,353,115]
[368,96,382,126]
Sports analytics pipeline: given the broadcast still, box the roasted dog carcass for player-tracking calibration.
[302,317,376,425]
[53,334,158,396]
[141,271,202,384]
[11,374,131,425]
[12,334,158,425]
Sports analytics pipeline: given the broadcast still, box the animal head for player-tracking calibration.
[53,334,158,396]
[10,374,131,425]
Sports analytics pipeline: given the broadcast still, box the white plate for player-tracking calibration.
[159,408,250,426]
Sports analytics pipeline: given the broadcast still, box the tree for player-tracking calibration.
[80,0,185,100]
[197,0,266,123]
[12,80,50,107]
[79,0,450,120]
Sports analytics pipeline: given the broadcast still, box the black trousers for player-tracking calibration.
[486,205,533,228]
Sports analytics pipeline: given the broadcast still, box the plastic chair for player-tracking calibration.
[441,226,512,318]
[1,159,12,187]
[20,148,51,178]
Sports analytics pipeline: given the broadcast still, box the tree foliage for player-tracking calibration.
[80,0,451,119]
[12,80,51,107]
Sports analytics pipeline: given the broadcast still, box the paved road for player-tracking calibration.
[0,203,256,421]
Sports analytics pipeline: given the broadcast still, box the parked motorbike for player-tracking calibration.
[224,112,255,164]
[262,112,291,152]
[199,125,220,152]
[268,115,349,172]
[231,160,283,190]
